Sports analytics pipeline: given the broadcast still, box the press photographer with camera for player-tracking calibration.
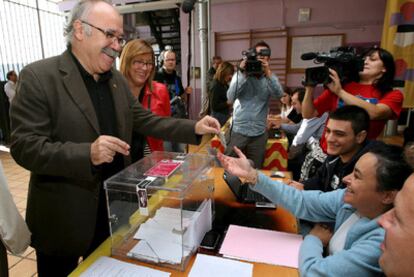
[226,41,283,168]
[302,46,403,142]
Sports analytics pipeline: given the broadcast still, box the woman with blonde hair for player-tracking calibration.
[120,39,170,162]
[209,61,235,125]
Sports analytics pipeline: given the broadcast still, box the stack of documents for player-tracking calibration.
[128,199,212,264]
[219,225,303,268]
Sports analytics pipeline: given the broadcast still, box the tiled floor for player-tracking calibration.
[1,150,37,277]
[0,133,404,276]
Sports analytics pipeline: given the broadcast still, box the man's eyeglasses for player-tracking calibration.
[80,20,126,47]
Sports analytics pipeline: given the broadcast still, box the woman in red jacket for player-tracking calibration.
[120,39,171,162]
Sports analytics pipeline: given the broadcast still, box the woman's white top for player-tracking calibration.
[328,212,361,255]
[280,105,293,119]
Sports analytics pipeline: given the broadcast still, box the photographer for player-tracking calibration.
[302,47,403,142]
[226,41,283,168]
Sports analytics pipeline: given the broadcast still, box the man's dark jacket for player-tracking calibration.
[10,50,200,256]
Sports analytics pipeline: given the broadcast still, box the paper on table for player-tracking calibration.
[128,238,191,264]
[184,199,212,249]
[79,256,170,277]
[219,225,303,268]
[129,200,212,264]
[189,254,253,277]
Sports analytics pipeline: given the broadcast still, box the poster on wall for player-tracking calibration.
[381,1,414,108]
[288,34,345,73]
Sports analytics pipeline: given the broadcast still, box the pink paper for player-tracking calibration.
[219,225,303,268]
[144,159,183,178]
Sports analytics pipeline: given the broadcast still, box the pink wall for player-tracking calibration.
[210,0,385,39]
[180,0,386,115]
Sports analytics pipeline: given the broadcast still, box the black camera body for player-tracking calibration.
[242,48,271,76]
[302,47,364,86]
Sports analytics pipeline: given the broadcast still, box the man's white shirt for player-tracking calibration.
[4,80,16,104]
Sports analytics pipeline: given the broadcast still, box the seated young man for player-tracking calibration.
[298,105,379,191]
[218,143,411,276]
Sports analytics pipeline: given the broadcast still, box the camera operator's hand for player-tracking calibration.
[259,58,272,77]
[327,68,343,96]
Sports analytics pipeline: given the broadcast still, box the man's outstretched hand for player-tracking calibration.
[217,146,255,179]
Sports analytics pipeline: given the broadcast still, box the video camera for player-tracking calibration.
[301,46,364,86]
[242,48,271,76]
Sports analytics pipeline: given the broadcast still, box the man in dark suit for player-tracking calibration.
[9,1,220,276]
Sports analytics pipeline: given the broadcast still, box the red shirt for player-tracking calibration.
[140,81,171,151]
[314,82,403,151]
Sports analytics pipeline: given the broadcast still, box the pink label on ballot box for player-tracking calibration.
[144,159,184,178]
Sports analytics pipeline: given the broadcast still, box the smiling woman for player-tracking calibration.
[119,39,171,162]
[217,142,412,276]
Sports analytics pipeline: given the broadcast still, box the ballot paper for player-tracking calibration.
[79,256,170,277]
[189,254,253,277]
[218,131,227,150]
[129,199,212,264]
[206,146,222,167]
[128,238,192,264]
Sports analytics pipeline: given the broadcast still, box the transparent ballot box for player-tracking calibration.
[104,152,215,271]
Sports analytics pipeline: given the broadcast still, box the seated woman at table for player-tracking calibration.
[217,143,411,276]
[268,87,301,131]
[279,86,301,124]
[120,39,171,162]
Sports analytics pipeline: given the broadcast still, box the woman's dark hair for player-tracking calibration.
[280,85,293,110]
[214,61,235,85]
[362,46,396,94]
[368,142,412,192]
